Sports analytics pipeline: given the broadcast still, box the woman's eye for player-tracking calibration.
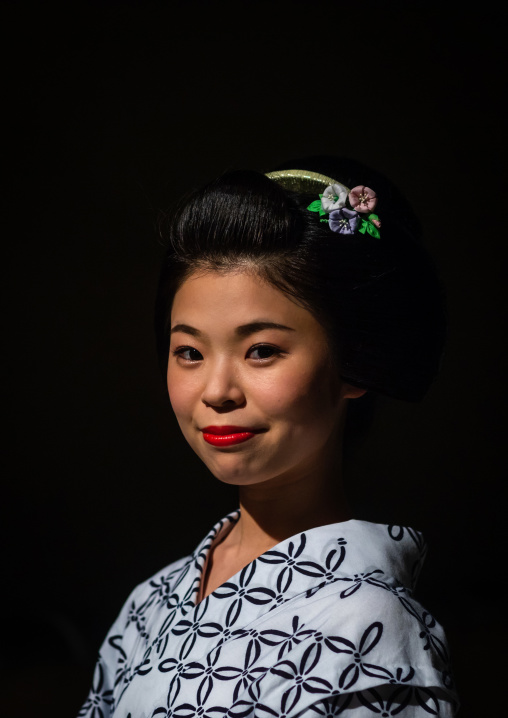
[173,347,203,362]
[247,344,282,360]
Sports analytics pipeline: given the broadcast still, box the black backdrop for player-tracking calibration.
[3,3,506,716]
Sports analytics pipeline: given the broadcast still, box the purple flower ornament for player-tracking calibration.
[329,208,360,235]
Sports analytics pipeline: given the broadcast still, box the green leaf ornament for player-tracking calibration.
[366,222,380,238]
[358,218,380,239]
[307,197,328,217]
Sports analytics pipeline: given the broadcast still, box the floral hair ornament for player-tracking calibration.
[265,169,381,238]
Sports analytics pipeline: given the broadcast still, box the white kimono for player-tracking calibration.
[79,510,458,717]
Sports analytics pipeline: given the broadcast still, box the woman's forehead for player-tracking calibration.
[171,270,324,337]
[173,270,285,313]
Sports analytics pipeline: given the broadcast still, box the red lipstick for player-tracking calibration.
[202,425,261,447]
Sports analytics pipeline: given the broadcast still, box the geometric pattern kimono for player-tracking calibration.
[78,510,459,717]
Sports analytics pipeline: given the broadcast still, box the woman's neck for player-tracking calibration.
[223,443,352,559]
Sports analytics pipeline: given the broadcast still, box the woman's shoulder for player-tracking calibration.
[136,551,194,599]
[107,551,194,630]
[246,518,452,686]
[307,573,446,646]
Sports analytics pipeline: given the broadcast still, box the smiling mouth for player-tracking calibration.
[201,425,264,447]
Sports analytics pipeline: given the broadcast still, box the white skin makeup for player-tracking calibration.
[167,269,365,590]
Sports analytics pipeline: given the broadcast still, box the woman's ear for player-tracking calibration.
[341,383,367,400]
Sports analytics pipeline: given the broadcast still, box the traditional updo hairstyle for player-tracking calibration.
[155,157,446,403]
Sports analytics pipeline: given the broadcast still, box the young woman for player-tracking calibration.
[79,158,458,717]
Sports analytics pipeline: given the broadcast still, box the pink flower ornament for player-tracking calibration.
[349,185,378,213]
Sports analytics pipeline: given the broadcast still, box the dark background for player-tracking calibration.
[3,2,505,716]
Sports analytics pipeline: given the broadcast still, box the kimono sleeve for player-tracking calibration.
[77,583,144,718]
[296,683,457,716]
[242,582,459,717]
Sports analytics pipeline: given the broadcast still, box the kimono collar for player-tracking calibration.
[192,509,427,605]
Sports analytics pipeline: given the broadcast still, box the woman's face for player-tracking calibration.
[167,269,360,486]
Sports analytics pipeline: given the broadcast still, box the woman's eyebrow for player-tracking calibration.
[236,321,295,337]
[170,323,202,337]
[170,321,295,338]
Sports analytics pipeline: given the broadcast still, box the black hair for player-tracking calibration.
[155,157,446,402]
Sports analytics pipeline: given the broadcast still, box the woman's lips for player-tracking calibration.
[201,425,263,447]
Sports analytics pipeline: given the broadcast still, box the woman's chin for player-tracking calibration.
[205,456,274,487]
[208,462,262,486]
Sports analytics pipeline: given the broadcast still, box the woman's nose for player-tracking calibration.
[201,360,245,409]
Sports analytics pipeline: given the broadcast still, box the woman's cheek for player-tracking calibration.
[257,368,320,417]
[168,364,201,407]
[280,366,336,425]
[167,374,192,420]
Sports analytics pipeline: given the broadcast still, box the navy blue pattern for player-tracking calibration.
[78,512,458,717]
